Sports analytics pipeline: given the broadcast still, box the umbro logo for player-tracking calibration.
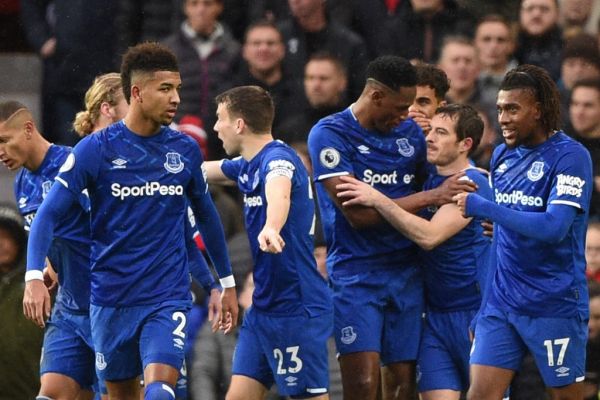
[555,366,570,377]
[357,145,370,154]
[111,158,127,169]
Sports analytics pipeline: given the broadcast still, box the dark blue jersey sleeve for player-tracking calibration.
[27,183,78,272]
[186,150,233,282]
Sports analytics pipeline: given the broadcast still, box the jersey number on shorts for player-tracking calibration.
[172,311,187,338]
[273,346,303,374]
[543,338,570,367]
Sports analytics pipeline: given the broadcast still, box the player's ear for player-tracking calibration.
[460,137,473,153]
[100,101,112,118]
[235,117,244,134]
[22,120,35,139]
[131,85,142,103]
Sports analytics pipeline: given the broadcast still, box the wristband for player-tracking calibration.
[219,275,236,288]
[25,270,44,282]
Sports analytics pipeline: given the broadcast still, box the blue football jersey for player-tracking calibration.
[14,144,91,312]
[307,107,428,276]
[55,121,214,307]
[221,141,331,316]
[488,132,591,317]
[420,168,492,312]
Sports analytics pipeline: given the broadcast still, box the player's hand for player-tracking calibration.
[23,279,51,328]
[452,192,470,217]
[207,288,223,333]
[258,227,285,253]
[434,171,477,206]
[408,110,431,133]
[482,219,494,238]
[219,287,238,334]
[336,175,381,208]
[43,266,58,294]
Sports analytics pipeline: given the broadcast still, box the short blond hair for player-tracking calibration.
[73,73,123,136]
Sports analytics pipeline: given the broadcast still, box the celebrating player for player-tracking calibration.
[203,85,333,399]
[455,64,592,400]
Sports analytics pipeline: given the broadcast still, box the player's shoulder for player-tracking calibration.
[552,131,590,154]
[393,117,423,138]
[309,108,353,140]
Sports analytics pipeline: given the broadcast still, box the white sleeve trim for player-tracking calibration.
[55,176,69,188]
[550,200,582,208]
[219,275,236,288]
[25,270,44,281]
[316,171,350,181]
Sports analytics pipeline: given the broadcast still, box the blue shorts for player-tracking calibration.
[232,307,333,397]
[90,299,192,382]
[331,267,424,364]
[41,304,102,392]
[471,304,588,387]
[417,309,477,392]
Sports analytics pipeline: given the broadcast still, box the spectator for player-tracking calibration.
[0,204,43,399]
[568,79,600,217]
[438,36,497,125]
[116,0,183,58]
[475,14,518,107]
[278,52,349,144]
[162,0,240,160]
[585,283,600,400]
[515,0,563,81]
[586,223,600,283]
[278,0,369,100]
[378,0,476,64]
[559,0,596,37]
[20,0,118,146]
[559,33,600,130]
[234,20,302,137]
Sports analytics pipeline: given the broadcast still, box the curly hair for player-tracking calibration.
[366,56,417,91]
[499,64,561,133]
[73,73,123,136]
[120,42,179,104]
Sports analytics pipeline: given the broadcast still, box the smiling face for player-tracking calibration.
[132,71,181,126]
[496,88,544,148]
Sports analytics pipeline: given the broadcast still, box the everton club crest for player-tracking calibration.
[396,138,414,157]
[527,161,544,182]
[164,152,184,173]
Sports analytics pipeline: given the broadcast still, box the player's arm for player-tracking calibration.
[24,183,77,327]
[202,160,235,186]
[321,172,476,230]
[187,166,238,333]
[186,224,222,332]
[454,193,577,243]
[257,175,292,253]
[337,176,470,249]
